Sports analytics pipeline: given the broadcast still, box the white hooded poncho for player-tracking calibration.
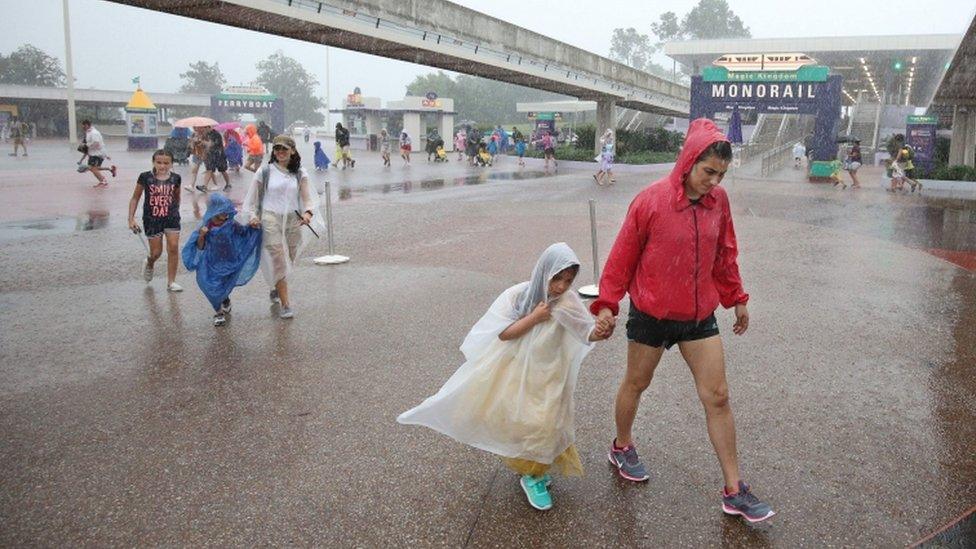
[397,243,596,467]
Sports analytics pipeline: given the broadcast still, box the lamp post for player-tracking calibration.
[62,0,77,145]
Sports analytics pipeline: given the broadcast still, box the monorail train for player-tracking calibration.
[713,53,817,72]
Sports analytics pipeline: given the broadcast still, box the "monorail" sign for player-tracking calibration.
[709,82,819,100]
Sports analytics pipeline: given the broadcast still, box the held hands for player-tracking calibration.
[733,303,749,335]
[248,217,261,228]
[199,226,210,236]
[593,308,617,340]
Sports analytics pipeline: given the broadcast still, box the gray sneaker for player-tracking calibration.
[269,289,280,303]
[279,306,294,319]
[142,258,154,282]
[608,439,650,482]
[722,481,775,523]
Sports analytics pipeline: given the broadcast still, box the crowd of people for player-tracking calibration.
[34,113,921,524]
[127,134,320,324]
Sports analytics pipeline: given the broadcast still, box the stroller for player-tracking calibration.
[164,127,191,165]
[435,145,448,162]
[432,138,448,162]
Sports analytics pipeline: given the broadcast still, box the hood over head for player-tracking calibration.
[669,118,729,185]
[515,242,581,317]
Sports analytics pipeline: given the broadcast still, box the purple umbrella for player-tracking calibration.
[215,121,241,132]
[726,106,743,145]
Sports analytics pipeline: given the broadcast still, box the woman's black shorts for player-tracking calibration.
[143,216,181,238]
[205,154,228,173]
[626,301,719,349]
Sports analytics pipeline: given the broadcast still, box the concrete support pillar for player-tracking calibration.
[948,105,972,166]
[440,114,455,151]
[364,113,380,136]
[402,112,421,154]
[595,99,615,155]
[963,114,974,166]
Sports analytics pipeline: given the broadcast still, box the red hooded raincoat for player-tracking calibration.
[590,118,748,322]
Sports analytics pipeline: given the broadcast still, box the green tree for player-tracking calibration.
[0,44,66,86]
[610,28,654,71]
[680,0,751,39]
[255,51,325,125]
[179,60,226,94]
[648,0,750,78]
[608,28,672,79]
[649,12,683,47]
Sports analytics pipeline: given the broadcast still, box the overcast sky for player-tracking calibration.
[2,0,973,111]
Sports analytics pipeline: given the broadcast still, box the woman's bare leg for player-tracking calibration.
[678,335,741,492]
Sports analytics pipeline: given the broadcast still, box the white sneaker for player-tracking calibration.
[142,258,154,282]
[279,306,294,319]
[167,282,183,292]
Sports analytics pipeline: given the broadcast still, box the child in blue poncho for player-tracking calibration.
[182,193,263,326]
[313,141,330,171]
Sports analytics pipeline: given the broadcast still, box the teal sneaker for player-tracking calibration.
[519,475,553,511]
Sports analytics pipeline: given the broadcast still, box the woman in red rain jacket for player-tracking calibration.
[592,118,775,523]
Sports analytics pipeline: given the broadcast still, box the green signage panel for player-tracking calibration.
[703,65,829,83]
[907,115,938,125]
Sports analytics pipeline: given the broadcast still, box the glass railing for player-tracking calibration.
[274,0,689,110]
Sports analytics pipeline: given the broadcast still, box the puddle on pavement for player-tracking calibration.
[337,171,549,201]
[0,211,110,241]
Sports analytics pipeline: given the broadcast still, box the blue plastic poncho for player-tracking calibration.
[181,193,262,311]
[313,141,330,169]
[225,138,244,168]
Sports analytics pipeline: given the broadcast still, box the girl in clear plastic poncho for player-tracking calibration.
[181,193,262,326]
[398,243,612,511]
[242,135,325,319]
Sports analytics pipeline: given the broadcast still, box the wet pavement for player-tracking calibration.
[1,141,974,546]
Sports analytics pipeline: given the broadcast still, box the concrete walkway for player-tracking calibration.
[1,142,973,546]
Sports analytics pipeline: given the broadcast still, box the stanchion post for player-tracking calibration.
[578,199,600,298]
[313,179,350,265]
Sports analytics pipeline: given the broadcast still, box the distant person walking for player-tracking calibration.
[512,127,526,167]
[399,131,412,166]
[540,131,556,171]
[257,121,273,145]
[593,128,616,186]
[200,126,230,192]
[454,128,466,161]
[9,118,29,157]
[80,120,117,187]
[380,128,392,167]
[792,141,806,169]
[840,140,862,189]
[185,126,208,191]
[303,127,311,143]
[335,122,355,169]
[244,124,265,172]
